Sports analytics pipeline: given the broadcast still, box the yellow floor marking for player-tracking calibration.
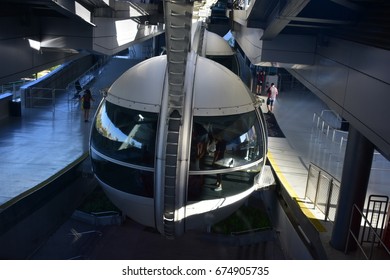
[267,151,327,232]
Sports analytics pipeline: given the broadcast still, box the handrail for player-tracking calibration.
[320,109,342,123]
[345,204,390,259]
[313,111,348,131]
[66,60,102,94]
[1,80,28,99]
[25,88,67,111]
[312,112,349,152]
[313,112,337,131]
[305,162,340,222]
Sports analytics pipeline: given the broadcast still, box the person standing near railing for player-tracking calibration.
[81,89,94,122]
[256,70,265,95]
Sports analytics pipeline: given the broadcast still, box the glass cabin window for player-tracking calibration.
[189,111,264,172]
[91,101,157,167]
[91,152,154,197]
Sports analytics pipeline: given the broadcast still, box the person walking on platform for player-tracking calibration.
[266,83,278,114]
[81,89,94,122]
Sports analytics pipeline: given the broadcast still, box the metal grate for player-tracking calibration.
[361,195,389,246]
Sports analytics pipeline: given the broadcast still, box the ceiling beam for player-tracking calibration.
[286,23,332,29]
[281,16,353,25]
[261,0,311,40]
[329,0,360,11]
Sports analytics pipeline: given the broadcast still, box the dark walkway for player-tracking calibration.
[31,205,284,260]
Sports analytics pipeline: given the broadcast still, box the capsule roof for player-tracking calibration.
[106,54,254,116]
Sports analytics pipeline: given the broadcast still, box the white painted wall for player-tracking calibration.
[290,37,390,159]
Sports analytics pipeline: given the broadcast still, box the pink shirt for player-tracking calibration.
[269,85,278,99]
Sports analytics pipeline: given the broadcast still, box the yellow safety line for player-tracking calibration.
[267,151,327,232]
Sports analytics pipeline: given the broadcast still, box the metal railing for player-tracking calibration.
[311,111,348,180]
[361,195,389,246]
[305,163,340,222]
[20,58,106,112]
[1,80,31,100]
[66,61,102,102]
[24,87,69,111]
[312,111,349,150]
[345,204,390,259]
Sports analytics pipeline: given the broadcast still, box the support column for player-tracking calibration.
[330,126,374,251]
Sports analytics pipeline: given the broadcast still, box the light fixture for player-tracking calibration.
[28,39,41,51]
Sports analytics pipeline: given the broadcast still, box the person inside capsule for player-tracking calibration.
[188,111,265,199]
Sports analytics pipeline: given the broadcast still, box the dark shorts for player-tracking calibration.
[83,101,91,109]
[266,98,274,106]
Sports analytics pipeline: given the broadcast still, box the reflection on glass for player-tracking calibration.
[91,152,154,197]
[91,101,157,167]
[190,111,264,172]
[187,171,257,201]
[207,55,239,76]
